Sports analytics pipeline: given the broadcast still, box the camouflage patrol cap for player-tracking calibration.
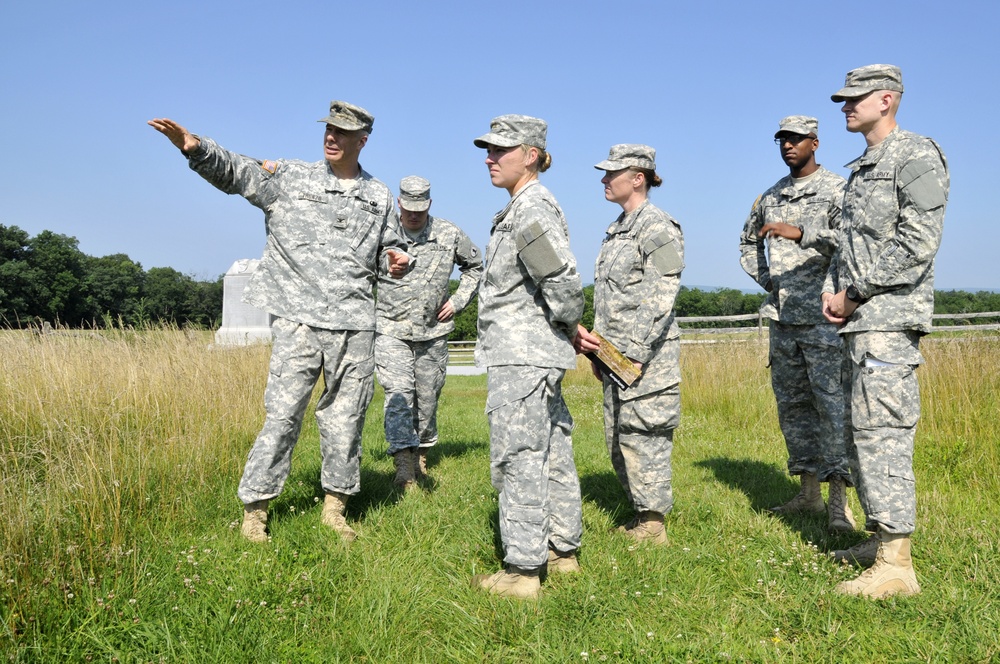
[399,175,431,212]
[831,64,904,102]
[774,116,818,138]
[473,114,547,150]
[594,144,656,171]
[317,100,374,133]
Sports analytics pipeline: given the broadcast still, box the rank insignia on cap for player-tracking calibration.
[261,160,277,174]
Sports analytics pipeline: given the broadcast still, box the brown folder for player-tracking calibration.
[586,331,641,390]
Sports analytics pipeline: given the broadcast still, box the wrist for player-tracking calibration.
[845,284,864,303]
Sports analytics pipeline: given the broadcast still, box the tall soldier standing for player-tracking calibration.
[739,116,854,532]
[822,65,948,598]
[148,101,411,544]
[470,115,585,600]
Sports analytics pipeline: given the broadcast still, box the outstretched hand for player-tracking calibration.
[147,118,201,153]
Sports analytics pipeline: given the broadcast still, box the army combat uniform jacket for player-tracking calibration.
[186,137,409,330]
[476,181,584,369]
[376,216,482,341]
[595,199,684,396]
[740,166,846,324]
[824,127,949,336]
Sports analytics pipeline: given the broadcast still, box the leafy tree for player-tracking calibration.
[184,276,224,327]
[27,230,87,325]
[143,267,194,323]
[447,279,478,341]
[581,284,595,331]
[83,253,146,324]
[0,224,37,324]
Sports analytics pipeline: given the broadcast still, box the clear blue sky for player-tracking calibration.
[3,1,997,289]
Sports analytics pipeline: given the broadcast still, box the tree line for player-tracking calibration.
[4,224,996,334]
[0,224,222,328]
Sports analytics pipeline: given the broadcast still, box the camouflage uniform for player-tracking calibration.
[824,126,948,535]
[476,178,585,570]
[184,135,409,504]
[375,214,482,455]
[740,165,849,481]
[594,199,684,515]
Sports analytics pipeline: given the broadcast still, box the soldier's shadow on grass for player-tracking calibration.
[695,456,831,543]
[427,438,490,466]
[580,471,635,527]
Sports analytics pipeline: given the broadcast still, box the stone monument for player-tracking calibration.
[214,259,273,345]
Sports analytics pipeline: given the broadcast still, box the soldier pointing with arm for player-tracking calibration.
[148,100,411,544]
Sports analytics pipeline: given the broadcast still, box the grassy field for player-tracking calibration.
[1,329,998,662]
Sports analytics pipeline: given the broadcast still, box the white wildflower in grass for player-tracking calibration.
[580,652,588,660]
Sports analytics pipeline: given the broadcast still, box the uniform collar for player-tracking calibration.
[845,126,902,171]
[493,180,540,227]
[607,198,650,234]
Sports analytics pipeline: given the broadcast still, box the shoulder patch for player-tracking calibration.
[899,158,947,211]
[750,194,762,213]
[261,160,277,174]
[643,230,683,277]
[516,221,565,278]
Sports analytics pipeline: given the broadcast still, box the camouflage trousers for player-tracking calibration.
[374,333,448,456]
[603,379,679,515]
[843,330,924,535]
[237,318,375,504]
[486,366,583,569]
[769,321,849,481]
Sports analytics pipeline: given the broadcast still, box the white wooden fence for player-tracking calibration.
[446,311,1000,363]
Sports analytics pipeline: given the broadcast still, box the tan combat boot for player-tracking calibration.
[835,531,920,598]
[619,511,668,545]
[415,447,429,480]
[546,548,581,574]
[769,472,825,514]
[832,532,879,567]
[471,566,541,600]
[321,492,357,542]
[393,448,417,490]
[827,476,857,533]
[241,500,269,543]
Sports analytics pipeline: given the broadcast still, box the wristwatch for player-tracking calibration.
[845,284,863,303]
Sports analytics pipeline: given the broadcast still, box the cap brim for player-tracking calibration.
[317,117,367,131]
[594,160,627,171]
[474,132,522,149]
[400,200,431,212]
[774,129,815,139]
[830,86,872,102]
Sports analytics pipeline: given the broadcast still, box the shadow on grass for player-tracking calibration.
[580,471,633,527]
[695,456,837,544]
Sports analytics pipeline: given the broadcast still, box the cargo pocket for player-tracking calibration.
[852,363,919,430]
[622,386,680,434]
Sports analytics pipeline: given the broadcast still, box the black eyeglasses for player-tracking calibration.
[774,134,815,146]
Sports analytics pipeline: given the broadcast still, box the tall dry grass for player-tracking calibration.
[0,328,269,591]
[2,329,998,660]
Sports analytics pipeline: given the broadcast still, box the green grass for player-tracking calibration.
[1,331,998,662]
